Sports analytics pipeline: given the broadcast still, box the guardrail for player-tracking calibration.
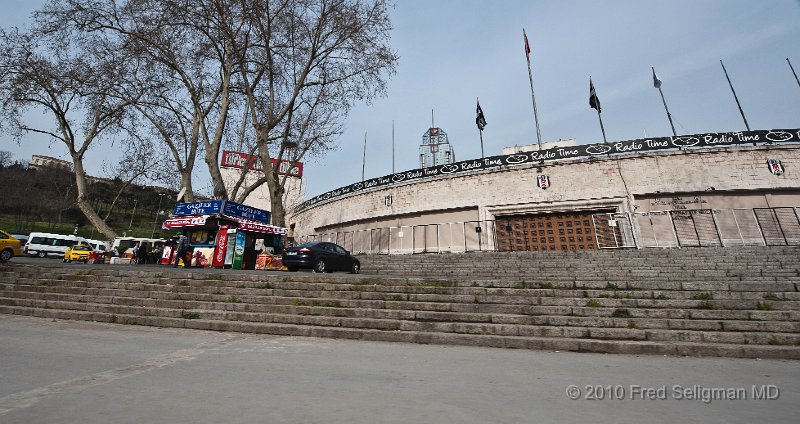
[302,207,800,254]
[304,220,498,255]
[595,207,800,249]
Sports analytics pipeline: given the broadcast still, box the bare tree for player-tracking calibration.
[99,133,174,221]
[0,151,13,167]
[132,89,202,202]
[0,22,141,241]
[39,166,78,226]
[50,0,244,203]
[44,0,397,228]
[231,0,398,226]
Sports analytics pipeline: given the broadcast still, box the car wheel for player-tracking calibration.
[313,259,326,273]
[287,266,299,272]
[0,249,12,262]
[350,262,360,274]
[37,251,47,258]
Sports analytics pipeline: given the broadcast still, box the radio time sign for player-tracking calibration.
[220,150,303,178]
[295,128,800,212]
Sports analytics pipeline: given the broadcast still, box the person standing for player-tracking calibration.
[173,233,189,268]
[136,243,148,265]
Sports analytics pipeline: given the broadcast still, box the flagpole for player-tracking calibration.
[720,60,750,131]
[479,129,485,159]
[362,131,367,182]
[788,58,800,90]
[391,120,395,174]
[523,29,543,150]
[653,67,677,136]
[596,110,607,144]
[589,77,607,143]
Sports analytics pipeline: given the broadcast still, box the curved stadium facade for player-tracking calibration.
[288,129,800,254]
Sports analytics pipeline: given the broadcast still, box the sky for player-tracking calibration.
[1,0,799,199]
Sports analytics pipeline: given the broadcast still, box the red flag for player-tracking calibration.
[523,30,531,63]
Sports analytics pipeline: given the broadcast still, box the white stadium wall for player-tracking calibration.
[288,129,800,253]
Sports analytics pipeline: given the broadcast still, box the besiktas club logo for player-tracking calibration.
[537,175,550,189]
[767,159,784,176]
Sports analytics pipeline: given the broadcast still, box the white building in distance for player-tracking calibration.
[219,150,305,222]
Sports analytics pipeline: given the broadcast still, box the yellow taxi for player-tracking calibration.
[63,244,93,263]
[0,230,22,262]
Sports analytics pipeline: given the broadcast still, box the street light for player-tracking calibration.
[151,193,165,238]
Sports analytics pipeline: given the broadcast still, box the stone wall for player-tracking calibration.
[289,144,800,238]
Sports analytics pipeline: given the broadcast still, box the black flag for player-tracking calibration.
[589,78,601,113]
[476,100,487,131]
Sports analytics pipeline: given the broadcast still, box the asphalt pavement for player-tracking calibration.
[0,314,797,424]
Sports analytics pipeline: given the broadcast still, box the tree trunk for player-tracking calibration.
[269,180,286,228]
[205,152,226,200]
[180,172,195,203]
[72,156,118,242]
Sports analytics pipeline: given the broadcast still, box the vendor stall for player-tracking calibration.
[162,200,288,270]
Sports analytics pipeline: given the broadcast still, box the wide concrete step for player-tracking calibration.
[5,293,797,333]
[5,281,800,317]
[3,244,799,359]
[6,274,800,302]
[1,304,798,360]
[3,288,799,334]
[3,291,798,326]
[3,295,800,347]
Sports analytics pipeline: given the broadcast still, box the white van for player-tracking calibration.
[112,237,166,255]
[85,239,111,254]
[24,232,88,258]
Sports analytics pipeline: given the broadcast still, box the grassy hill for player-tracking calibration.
[0,163,178,241]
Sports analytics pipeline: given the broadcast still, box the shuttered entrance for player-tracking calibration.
[496,211,610,252]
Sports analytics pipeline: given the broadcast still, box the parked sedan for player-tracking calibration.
[282,241,360,274]
[0,230,22,262]
[63,244,93,263]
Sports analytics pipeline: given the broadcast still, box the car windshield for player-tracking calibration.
[72,245,91,251]
[295,242,321,248]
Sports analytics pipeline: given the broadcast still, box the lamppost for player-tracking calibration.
[128,199,138,230]
[151,193,165,238]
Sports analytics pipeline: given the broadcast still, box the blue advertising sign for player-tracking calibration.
[222,201,271,224]
[173,200,224,217]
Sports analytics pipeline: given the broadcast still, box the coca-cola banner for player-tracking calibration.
[220,150,303,178]
[212,225,229,268]
[296,129,800,212]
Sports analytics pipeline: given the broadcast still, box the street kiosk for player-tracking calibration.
[161,200,288,270]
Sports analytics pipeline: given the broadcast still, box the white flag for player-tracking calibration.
[652,67,662,89]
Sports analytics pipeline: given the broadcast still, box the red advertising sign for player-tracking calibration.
[212,225,229,267]
[236,221,289,235]
[163,215,208,229]
[220,150,303,178]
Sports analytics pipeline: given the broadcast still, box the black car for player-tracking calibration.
[282,241,360,274]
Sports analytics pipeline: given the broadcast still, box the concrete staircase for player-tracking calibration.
[1,246,799,359]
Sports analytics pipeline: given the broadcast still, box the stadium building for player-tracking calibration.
[287,129,800,254]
